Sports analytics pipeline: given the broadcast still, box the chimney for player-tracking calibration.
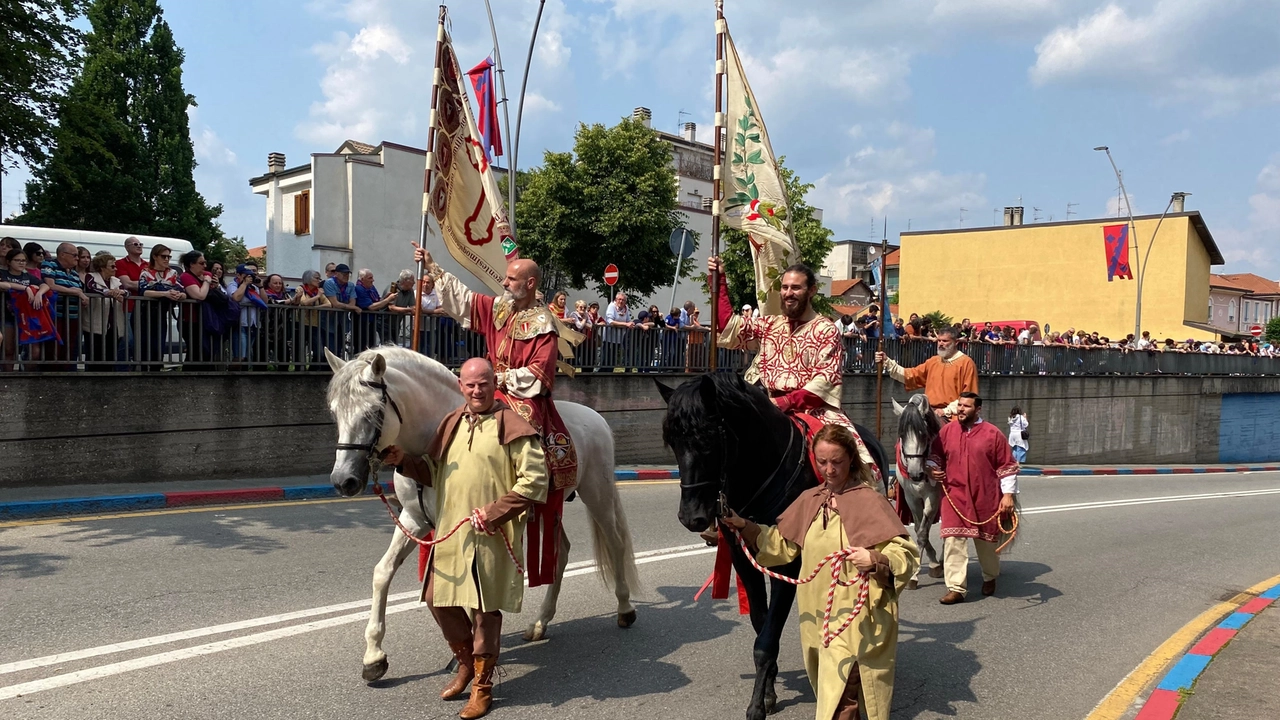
[1011,207,1024,226]
[1171,192,1188,213]
[267,152,286,174]
[633,107,652,128]
[682,122,697,142]
[701,196,713,211]
[1003,207,1014,226]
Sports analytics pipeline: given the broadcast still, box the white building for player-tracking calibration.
[248,140,503,292]
[250,109,825,314]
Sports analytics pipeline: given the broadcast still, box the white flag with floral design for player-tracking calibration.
[720,25,799,316]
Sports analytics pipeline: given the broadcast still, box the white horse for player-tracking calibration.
[892,393,944,587]
[325,346,639,682]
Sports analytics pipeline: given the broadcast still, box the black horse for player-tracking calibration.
[657,373,889,720]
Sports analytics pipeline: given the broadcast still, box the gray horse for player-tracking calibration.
[892,393,944,587]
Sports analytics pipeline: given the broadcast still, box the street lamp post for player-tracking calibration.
[1093,146,1190,340]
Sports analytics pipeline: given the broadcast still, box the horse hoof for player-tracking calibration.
[929,566,944,579]
[362,657,389,682]
[617,610,637,628]
[523,622,547,642]
[908,578,919,590]
[763,694,778,715]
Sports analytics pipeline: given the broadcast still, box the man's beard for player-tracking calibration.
[937,344,954,358]
[781,295,807,320]
[503,288,526,305]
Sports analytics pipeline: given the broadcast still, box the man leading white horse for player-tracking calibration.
[412,244,575,588]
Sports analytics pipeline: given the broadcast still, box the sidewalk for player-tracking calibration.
[1134,581,1280,719]
[1,462,1277,522]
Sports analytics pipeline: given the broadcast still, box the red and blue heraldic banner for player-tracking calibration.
[1103,223,1133,281]
[466,56,503,162]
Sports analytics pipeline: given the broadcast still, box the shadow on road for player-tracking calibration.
[994,560,1062,608]
[37,501,389,555]
[493,586,738,707]
[0,544,70,578]
[893,616,981,718]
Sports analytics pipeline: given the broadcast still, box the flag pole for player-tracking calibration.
[710,0,725,372]
[414,5,448,353]
[482,0,516,238]
[511,0,548,239]
[875,217,888,439]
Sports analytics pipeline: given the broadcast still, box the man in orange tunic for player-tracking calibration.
[875,325,977,420]
[413,245,576,588]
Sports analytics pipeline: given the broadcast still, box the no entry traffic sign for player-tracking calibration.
[1251,324,1264,337]
[604,264,619,286]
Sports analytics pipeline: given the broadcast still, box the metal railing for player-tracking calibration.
[2,294,1276,376]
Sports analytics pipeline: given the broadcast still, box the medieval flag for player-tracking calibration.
[424,24,516,295]
[466,56,503,161]
[718,18,800,316]
[1103,223,1133,281]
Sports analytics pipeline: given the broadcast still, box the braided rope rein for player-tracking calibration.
[938,479,1019,554]
[725,526,871,648]
[370,474,525,575]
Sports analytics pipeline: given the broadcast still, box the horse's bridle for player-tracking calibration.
[680,416,808,521]
[334,377,404,458]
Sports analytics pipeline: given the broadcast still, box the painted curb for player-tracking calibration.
[0,469,683,521]
[3,464,1277,522]
[1132,582,1280,719]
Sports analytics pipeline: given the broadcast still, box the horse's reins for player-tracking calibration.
[335,371,525,574]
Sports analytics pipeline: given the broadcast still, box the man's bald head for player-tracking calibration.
[459,358,497,413]
[502,258,541,304]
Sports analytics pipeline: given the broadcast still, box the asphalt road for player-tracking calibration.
[4,472,1280,720]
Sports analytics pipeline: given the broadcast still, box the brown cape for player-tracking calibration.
[775,483,907,550]
[426,400,541,462]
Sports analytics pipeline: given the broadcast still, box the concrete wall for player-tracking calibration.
[4,373,1280,488]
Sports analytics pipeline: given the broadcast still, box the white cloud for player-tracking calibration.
[1030,0,1280,113]
[188,107,237,166]
[522,92,562,114]
[1160,129,1192,145]
[809,121,986,230]
[1216,157,1280,275]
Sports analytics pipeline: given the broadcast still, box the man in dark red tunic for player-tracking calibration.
[928,392,1019,604]
[413,245,577,587]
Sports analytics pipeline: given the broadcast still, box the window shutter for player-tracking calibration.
[294,191,311,235]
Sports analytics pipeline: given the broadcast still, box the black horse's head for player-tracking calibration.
[657,373,782,533]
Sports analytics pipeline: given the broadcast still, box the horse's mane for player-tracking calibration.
[327,346,459,422]
[662,373,777,448]
[898,392,939,439]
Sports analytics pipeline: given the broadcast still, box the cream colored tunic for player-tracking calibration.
[756,519,919,720]
[429,412,549,613]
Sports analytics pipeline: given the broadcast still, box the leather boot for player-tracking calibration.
[459,654,497,719]
[440,641,475,700]
[833,673,861,720]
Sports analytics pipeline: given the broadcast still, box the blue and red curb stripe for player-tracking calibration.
[3,464,1277,522]
[0,469,685,521]
[1134,582,1280,719]
[1024,465,1280,476]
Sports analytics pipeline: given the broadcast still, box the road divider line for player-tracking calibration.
[5,484,1280,700]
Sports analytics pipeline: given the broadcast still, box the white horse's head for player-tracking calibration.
[325,346,462,497]
[897,393,940,482]
[326,348,406,497]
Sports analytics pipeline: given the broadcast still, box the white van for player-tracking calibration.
[0,225,195,267]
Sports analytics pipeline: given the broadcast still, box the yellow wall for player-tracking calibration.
[898,216,1217,341]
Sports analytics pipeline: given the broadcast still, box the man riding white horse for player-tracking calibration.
[708,256,879,475]
[413,244,575,588]
[874,325,977,421]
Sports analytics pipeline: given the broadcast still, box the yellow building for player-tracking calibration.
[898,211,1224,341]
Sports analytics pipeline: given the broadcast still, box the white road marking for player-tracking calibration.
[5,485,1279,700]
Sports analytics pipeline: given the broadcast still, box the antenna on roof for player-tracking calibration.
[1066,201,1079,220]
[959,208,968,228]
[1032,207,1042,222]
[677,109,690,133]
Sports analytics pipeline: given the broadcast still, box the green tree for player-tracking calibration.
[18,0,224,251]
[718,156,835,313]
[1265,316,1280,345]
[922,310,954,329]
[0,0,85,170]
[203,235,250,268]
[515,117,686,300]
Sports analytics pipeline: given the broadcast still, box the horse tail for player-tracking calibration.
[588,432,641,596]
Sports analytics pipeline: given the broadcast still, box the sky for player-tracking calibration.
[3,0,1279,278]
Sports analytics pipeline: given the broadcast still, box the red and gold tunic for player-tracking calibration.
[711,281,879,477]
[431,265,577,587]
